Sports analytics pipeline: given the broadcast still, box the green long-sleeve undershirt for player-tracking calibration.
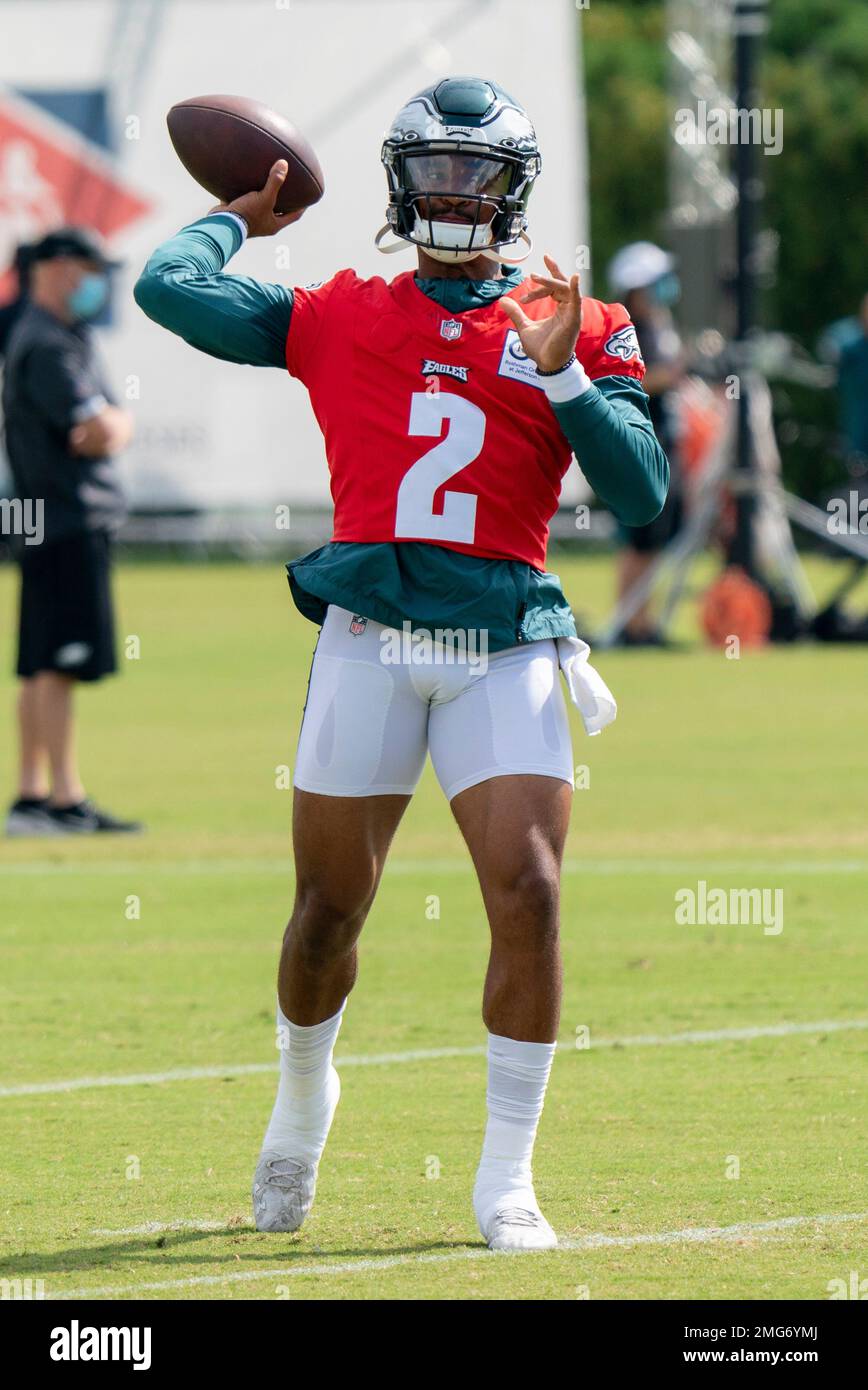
[134,215,669,647]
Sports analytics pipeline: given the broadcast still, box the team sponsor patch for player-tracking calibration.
[349,614,368,636]
[497,329,545,390]
[420,358,470,383]
[603,325,644,365]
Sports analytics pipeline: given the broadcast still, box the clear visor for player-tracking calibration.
[402,152,513,199]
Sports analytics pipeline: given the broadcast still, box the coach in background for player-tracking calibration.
[3,227,141,836]
[607,241,685,646]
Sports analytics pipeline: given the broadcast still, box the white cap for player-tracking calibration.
[607,241,675,294]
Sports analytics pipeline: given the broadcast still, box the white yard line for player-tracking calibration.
[59,1210,868,1299]
[2,1018,866,1099]
[2,857,867,877]
[91,1208,868,1244]
[92,1220,228,1236]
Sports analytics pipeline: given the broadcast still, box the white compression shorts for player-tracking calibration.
[293,605,576,801]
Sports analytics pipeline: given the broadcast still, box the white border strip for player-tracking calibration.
[58,1211,868,1300]
[3,1019,866,1099]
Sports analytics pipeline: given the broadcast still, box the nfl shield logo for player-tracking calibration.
[349,614,368,636]
[440,318,463,341]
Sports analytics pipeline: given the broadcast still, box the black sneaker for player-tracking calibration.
[5,797,60,837]
[48,799,144,834]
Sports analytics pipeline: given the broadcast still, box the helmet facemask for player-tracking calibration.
[382,142,539,264]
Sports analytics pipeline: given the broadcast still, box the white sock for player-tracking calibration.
[260,1000,345,1164]
[473,1032,557,1227]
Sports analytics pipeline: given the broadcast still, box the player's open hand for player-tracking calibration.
[208,160,305,237]
[499,254,582,374]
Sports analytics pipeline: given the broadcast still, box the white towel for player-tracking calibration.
[556,636,617,737]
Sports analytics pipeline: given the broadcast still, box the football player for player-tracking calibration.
[135,77,669,1251]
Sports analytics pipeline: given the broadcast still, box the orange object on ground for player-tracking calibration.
[701,567,773,647]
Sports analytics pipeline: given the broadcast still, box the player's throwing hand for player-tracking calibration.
[499,253,583,373]
[209,160,305,237]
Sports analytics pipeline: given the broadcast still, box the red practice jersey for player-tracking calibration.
[285,269,645,569]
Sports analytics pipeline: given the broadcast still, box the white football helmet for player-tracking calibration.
[377,76,541,265]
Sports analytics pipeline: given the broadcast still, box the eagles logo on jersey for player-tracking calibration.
[603,324,644,367]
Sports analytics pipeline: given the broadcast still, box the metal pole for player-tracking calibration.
[728,0,768,574]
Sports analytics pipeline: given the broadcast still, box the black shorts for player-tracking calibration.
[618,486,684,554]
[16,529,117,682]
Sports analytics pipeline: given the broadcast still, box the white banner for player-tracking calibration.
[0,0,587,510]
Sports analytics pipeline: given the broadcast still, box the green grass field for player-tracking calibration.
[1,553,866,1301]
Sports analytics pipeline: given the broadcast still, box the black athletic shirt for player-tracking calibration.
[2,303,126,543]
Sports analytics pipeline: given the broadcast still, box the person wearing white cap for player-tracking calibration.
[607,242,685,645]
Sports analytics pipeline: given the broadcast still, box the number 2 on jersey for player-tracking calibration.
[395,392,485,544]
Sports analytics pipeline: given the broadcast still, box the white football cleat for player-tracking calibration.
[476,1200,558,1252]
[252,1153,319,1233]
[252,1064,341,1233]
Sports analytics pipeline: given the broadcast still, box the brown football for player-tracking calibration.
[166,94,324,214]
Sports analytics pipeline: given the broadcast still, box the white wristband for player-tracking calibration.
[208,210,248,244]
[542,358,592,404]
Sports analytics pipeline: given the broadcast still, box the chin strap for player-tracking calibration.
[489,230,533,266]
[374,225,413,254]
